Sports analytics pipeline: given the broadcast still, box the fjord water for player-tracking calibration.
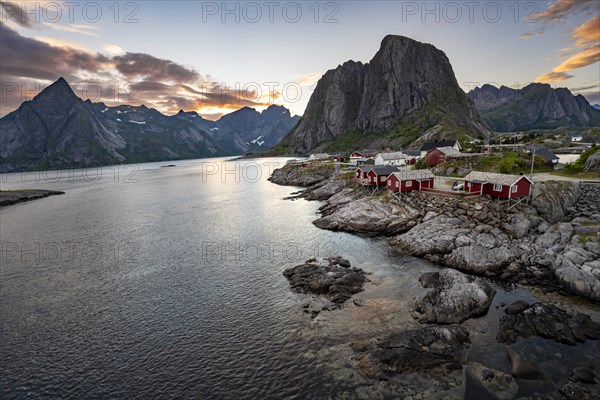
[1,158,599,399]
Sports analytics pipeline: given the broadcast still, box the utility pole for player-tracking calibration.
[530,144,536,180]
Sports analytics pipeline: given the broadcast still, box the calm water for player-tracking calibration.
[1,158,599,399]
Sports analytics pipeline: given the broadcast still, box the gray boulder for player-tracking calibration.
[413,269,497,324]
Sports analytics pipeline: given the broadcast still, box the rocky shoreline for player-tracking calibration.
[0,189,65,207]
[271,166,600,302]
[272,164,600,398]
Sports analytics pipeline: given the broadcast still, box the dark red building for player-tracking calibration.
[354,166,399,185]
[464,171,533,199]
[387,170,435,192]
[425,147,461,167]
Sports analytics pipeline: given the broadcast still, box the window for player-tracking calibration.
[406,181,413,187]
[511,185,518,193]
[493,183,502,192]
[396,181,400,188]
[381,176,387,182]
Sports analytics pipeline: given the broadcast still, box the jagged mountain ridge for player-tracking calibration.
[0,78,298,172]
[468,83,600,132]
[278,35,490,154]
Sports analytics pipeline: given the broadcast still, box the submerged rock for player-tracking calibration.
[466,361,519,399]
[283,259,366,304]
[507,348,546,380]
[497,302,600,345]
[413,269,496,324]
[351,324,471,379]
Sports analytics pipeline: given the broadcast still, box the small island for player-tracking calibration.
[0,190,65,207]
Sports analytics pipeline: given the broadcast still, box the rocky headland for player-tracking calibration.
[0,189,65,207]
[272,165,600,302]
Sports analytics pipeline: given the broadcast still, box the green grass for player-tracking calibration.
[433,152,553,174]
[560,145,598,176]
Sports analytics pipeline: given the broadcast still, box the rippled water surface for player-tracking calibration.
[1,158,599,399]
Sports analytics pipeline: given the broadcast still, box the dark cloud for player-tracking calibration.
[0,23,279,116]
[571,84,599,92]
[0,23,104,81]
[0,1,33,28]
[113,53,201,83]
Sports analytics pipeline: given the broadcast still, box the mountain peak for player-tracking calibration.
[37,77,76,103]
[279,35,488,154]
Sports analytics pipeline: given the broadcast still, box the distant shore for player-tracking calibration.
[0,190,65,207]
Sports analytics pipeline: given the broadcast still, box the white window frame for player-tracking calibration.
[511,185,518,193]
[396,181,400,188]
[493,183,502,192]
[406,180,413,188]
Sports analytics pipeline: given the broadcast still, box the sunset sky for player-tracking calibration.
[1,0,599,119]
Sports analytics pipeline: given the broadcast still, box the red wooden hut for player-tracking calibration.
[387,170,435,193]
[425,147,461,167]
[354,166,399,186]
[464,171,533,199]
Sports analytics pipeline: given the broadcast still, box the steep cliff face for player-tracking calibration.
[469,83,600,132]
[280,35,490,154]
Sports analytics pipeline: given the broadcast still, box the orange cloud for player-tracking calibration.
[532,0,597,23]
[536,71,574,82]
[553,44,600,72]
[536,14,600,83]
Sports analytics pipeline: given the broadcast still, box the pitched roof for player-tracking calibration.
[390,170,435,181]
[465,171,532,186]
[527,145,559,161]
[434,147,461,156]
[403,150,421,157]
[420,140,458,152]
[364,166,399,176]
[376,151,406,160]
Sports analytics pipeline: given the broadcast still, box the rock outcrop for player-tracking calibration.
[469,83,600,132]
[584,150,600,172]
[351,324,471,379]
[559,365,600,400]
[413,269,496,324]
[530,181,582,223]
[280,35,489,154]
[282,258,366,304]
[313,192,421,234]
[497,302,600,345]
[268,164,331,187]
